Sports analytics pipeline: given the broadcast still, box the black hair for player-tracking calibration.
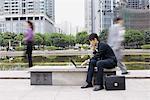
[114,17,123,23]
[27,20,34,30]
[89,33,99,41]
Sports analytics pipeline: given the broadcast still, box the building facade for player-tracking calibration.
[0,0,55,34]
[99,0,116,32]
[121,8,150,30]
[85,0,117,34]
[127,0,150,9]
[84,0,92,34]
[120,0,150,30]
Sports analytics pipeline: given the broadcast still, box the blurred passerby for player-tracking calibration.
[23,21,34,68]
[107,17,129,75]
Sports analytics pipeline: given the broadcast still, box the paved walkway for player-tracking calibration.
[0,79,150,100]
[0,70,150,79]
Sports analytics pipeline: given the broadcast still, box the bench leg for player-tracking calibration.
[31,72,52,85]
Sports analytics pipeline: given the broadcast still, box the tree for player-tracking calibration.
[66,35,76,46]
[0,33,3,46]
[99,29,108,43]
[15,33,24,42]
[44,33,52,46]
[1,32,16,47]
[76,31,89,45]
[45,33,76,48]
[15,33,24,47]
[49,33,67,47]
[34,33,43,48]
[144,31,150,44]
[124,30,144,48]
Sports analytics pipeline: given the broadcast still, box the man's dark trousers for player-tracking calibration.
[86,58,115,85]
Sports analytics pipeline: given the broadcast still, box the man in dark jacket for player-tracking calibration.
[81,33,117,91]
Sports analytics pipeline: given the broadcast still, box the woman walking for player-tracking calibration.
[24,21,34,68]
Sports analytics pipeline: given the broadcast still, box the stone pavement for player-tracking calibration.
[0,70,150,79]
[0,79,150,100]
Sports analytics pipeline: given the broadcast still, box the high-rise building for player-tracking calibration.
[84,0,92,34]
[127,0,150,9]
[85,0,116,34]
[120,0,150,30]
[56,21,84,35]
[0,0,55,34]
[99,0,116,32]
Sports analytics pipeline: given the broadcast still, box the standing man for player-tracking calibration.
[107,17,129,74]
[24,21,34,68]
[81,33,117,91]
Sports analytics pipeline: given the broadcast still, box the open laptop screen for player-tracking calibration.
[70,59,86,68]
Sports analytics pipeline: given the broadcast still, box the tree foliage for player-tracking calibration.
[99,29,108,43]
[144,31,150,44]
[124,30,144,48]
[76,31,89,44]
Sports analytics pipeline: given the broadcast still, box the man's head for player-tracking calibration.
[89,33,99,46]
[114,17,124,25]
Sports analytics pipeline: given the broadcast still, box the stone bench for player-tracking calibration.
[30,66,116,86]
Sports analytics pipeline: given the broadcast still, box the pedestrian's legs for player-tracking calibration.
[27,42,33,67]
[28,52,33,67]
[86,59,97,84]
[114,49,128,73]
[117,61,127,73]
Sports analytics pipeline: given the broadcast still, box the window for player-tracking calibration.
[22,9,25,14]
[35,17,39,20]
[6,18,11,21]
[22,3,25,7]
[41,17,43,20]
[28,17,33,20]
[20,17,26,20]
[13,17,18,21]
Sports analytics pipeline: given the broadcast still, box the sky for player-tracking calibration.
[55,0,84,28]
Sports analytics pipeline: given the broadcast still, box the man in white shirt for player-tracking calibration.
[107,17,129,75]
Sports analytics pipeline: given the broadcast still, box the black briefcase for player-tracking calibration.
[105,75,126,90]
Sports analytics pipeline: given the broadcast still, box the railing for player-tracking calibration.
[0,49,150,57]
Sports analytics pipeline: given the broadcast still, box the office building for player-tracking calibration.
[0,0,55,34]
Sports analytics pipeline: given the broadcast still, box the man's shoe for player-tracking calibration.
[93,85,104,91]
[81,82,93,89]
[122,72,129,75]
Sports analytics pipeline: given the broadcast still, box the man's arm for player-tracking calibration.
[81,59,90,66]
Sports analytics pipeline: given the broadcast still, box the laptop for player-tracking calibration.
[70,59,86,68]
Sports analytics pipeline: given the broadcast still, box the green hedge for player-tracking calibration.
[15,46,24,51]
[141,44,150,49]
[81,46,90,50]
[45,46,59,50]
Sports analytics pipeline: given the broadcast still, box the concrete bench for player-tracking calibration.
[30,66,116,86]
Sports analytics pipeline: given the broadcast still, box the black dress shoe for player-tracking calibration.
[81,82,93,89]
[93,85,104,91]
[122,72,129,75]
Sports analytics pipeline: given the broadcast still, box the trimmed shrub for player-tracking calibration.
[46,46,59,50]
[141,44,150,49]
[15,46,24,51]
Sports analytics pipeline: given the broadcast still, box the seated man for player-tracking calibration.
[81,33,117,91]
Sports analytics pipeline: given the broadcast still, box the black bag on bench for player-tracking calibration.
[105,75,126,90]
